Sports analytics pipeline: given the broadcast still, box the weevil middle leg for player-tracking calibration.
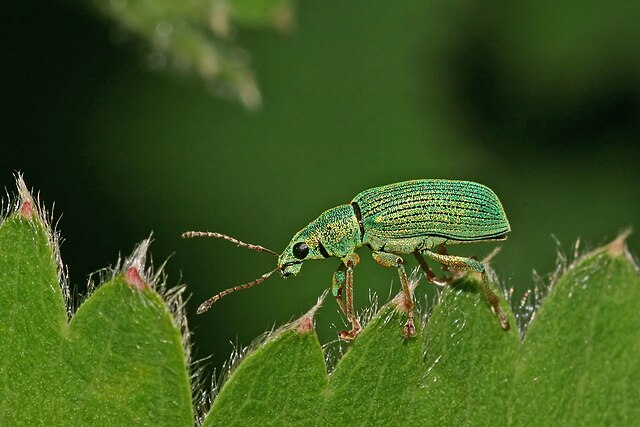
[371,251,416,339]
[422,250,510,331]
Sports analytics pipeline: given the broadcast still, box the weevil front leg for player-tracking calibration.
[371,251,416,339]
[422,250,510,331]
[332,263,348,316]
[333,253,362,340]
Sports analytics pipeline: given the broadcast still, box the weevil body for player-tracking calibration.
[185,179,511,340]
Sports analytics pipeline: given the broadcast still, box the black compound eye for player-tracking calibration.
[292,242,309,259]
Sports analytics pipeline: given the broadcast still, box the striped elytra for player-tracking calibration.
[352,179,510,242]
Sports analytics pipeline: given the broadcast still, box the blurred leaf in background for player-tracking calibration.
[2,0,639,390]
[90,0,295,108]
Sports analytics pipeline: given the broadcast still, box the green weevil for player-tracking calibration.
[183,179,511,340]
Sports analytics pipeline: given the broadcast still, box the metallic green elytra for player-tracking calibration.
[184,179,511,341]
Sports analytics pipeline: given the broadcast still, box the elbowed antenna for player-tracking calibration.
[182,231,278,257]
[196,268,278,314]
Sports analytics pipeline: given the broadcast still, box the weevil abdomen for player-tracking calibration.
[352,179,510,252]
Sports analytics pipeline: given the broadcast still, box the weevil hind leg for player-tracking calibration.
[372,251,416,339]
[413,251,449,287]
[335,254,362,340]
[437,244,450,272]
[481,271,510,331]
[422,250,510,331]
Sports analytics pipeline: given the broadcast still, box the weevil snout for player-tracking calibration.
[278,229,317,277]
[278,260,303,277]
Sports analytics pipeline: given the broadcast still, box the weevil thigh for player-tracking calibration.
[422,250,484,273]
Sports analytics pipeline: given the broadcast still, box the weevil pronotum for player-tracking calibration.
[183,179,511,340]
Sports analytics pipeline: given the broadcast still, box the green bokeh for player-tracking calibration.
[3,0,639,386]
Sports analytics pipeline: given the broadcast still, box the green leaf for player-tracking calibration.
[3,175,638,425]
[0,179,193,426]
[204,274,520,425]
[205,307,327,426]
[203,236,640,425]
[421,277,519,425]
[325,302,427,425]
[512,234,640,425]
[228,0,294,28]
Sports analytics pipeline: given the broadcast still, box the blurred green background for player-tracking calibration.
[2,0,639,379]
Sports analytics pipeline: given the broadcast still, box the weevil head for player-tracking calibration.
[278,226,322,278]
[278,204,361,278]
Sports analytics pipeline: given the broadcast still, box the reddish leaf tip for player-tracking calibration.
[125,267,147,291]
[606,228,632,258]
[296,316,314,334]
[20,200,33,218]
[15,173,37,220]
[294,292,326,334]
